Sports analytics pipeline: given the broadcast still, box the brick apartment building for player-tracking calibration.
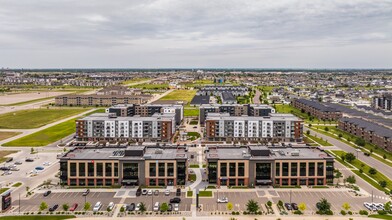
[292,99,342,121]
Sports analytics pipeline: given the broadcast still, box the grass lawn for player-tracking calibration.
[0,216,76,220]
[369,215,392,220]
[329,150,392,192]
[0,188,9,194]
[0,150,17,163]
[0,108,89,129]
[12,182,22,187]
[189,164,199,168]
[160,90,197,103]
[187,132,201,141]
[189,174,196,182]
[182,79,214,88]
[189,120,198,125]
[129,83,169,90]
[184,108,199,117]
[187,191,193,197]
[0,132,21,141]
[304,133,333,146]
[198,190,213,197]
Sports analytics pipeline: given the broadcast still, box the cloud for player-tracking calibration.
[0,0,391,68]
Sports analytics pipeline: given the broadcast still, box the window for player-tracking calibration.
[229,163,236,176]
[149,163,156,177]
[291,163,298,176]
[70,163,77,176]
[167,163,174,177]
[275,163,280,176]
[114,163,118,176]
[105,163,112,177]
[300,162,306,176]
[317,162,324,176]
[158,163,165,176]
[229,179,236,186]
[238,163,245,176]
[96,163,103,177]
[208,162,217,184]
[308,163,315,176]
[256,163,271,180]
[88,162,94,177]
[220,163,227,177]
[282,163,289,176]
[123,163,138,179]
[149,179,156,186]
[79,163,85,177]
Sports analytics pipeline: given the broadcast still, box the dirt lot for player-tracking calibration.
[0,91,70,105]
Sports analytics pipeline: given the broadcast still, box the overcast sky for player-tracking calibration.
[1,0,392,69]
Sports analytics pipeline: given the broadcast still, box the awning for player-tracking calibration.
[122,179,138,183]
[256,180,272,184]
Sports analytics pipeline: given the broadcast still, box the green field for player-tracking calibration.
[129,83,169,90]
[0,216,76,220]
[329,150,392,192]
[0,151,17,163]
[122,77,150,85]
[0,132,21,141]
[304,133,333,146]
[369,215,392,220]
[0,188,9,194]
[160,90,197,103]
[182,79,214,88]
[184,108,199,117]
[0,108,89,129]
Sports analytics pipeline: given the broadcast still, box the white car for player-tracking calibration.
[142,189,148,195]
[43,162,51,166]
[147,189,153,196]
[107,202,115,211]
[363,202,372,211]
[217,197,229,203]
[153,202,160,211]
[93,201,102,212]
[174,203,179,211]
[135,203,140,211]
[165,189,170,196]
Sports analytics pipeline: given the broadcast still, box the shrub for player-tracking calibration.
[377,210,387,215]
[348,211,353,215]
[359,210,368,215]
[293,210,302,215]
[340,210,346,215]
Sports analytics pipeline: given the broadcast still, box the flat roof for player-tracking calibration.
[206,112,301,121]
[80,113,175,121]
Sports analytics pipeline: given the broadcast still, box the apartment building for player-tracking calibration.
[107,104,183,126]
[199,104,276,125]
[292,99,342,121]
[59,145,188,187]
[55,94,152,106]
[338,117,392,152]
[197,86,249,96]
[75,113,176,142]
[206,145,334,187]
[205,113,303,142]
[372,93,392,111]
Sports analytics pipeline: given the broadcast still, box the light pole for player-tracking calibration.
[18,193,20,214]
[151,191,153,212]
[290,190,292,204]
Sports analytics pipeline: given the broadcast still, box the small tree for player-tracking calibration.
[246,199,259,213]
[383,154,387,160]
[161,202,169,212]
[62,203,69,211]
[31,147,35,154]
[306,130,310,135]
[267,201,272,207]
[139,202,146,213]
[317,198,331,214]
[338,133,343,139]
[369,167,377,175]
[84,202,91,211]
[379,180,387,188]
[355,138,365,147]
[227,202,233,211]
[346,175,356,184]
[385,201,391,212]
[342,202,351,211]
[324,127,329,132]
[278,200,283,207]
[344,153,356,163]
[298,202,306,213]
[39,202,48,211]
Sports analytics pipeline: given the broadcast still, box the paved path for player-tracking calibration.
[253,89,261,104]
[148,89,174,103]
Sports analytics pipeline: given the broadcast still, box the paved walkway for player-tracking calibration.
[253,89,261,104]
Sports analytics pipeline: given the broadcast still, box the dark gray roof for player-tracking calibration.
[296,99,339,112]
[340,117,392,138]
[221,92,236,101]
[190,95,210,105]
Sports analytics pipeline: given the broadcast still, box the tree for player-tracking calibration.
[317,198,331,214]
[355,138,365,147]
[267,201,272,207]
[346,175,356,184]
[344,153,356,163]
[278,200,283,207]
[39,202,48,211]
[246,199,259,213]
[383,154,387,160]
[338,133,343,139]
[385,202,391,212]
[84,202,91,211]
[324,127,329,132]
[31,147,35,154]
[379,180,387,188]
[62,203,69,211]
[342,202,351,211]
[335,171,342,184]
[369,167,378,175]
[298,203,306,212]
[227,202,233,211]
[160,202,168,212]
[306,130,310,135]
[139,202,146,213]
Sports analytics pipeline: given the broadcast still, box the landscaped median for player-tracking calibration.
[327,150,392,193]
[304,133,333,146]
[0,215,76,220]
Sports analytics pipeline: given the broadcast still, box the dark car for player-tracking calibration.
[291,203,298,210]
[127,203,135,211]
[136,188,142,197]
[0,167,10,171]
[49,204,59,212]
[168,204,173,212]
[170,197,181,203]
[176,188,181,196]
[82,189,90,196]
[43,190,51,197]
[284,203,292,210]
[25,158,34,162]
[5,157,13,163]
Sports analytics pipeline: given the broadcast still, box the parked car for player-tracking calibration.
[193,126,197,129]
[43,161,51,166]
[127,203,135,211]
[49,204,59,212]
[0,167,10,171]
[107,202,115,211]
[43,191,51,197]
[176,188,181,196]
[136,188,142,196]
[174,203,179,211]
[165,189,170,196]
[69,203,78,211]
[285,203,293,210]
[5,158,13,163]
[291,203,298,210]
[3,171,12,175]
[25,158,34,162]
[82,189,90,196]
[93,201,102,212]
[217,197,229,203]
[364,202,372,211]
[142,189,148,195]
[10,167,19,171]
[135,203,140,211]
[153,202,160,211]
[14,161,22,165]
[170,197,181,203]
[154,190,159,195]
[168,204,173,212]
[147,189,153,196]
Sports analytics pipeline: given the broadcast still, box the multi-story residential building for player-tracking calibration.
[55,94,152,106]
[197,86,249,96]
[107,104,183,126]
[372,93,392,111]
[292,99,342,121]
[59,145,188,187]
[339,117,392,152]
[206,145,334,187]
[75,113,176,142]
[199,104,276,125]
[205,113,303,142]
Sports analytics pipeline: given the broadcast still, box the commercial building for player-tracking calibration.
[206,145,334,187]
[372,93,392,111]
[106,104,183,126]
[292,99,342,121]
[199,104,276,125]
[205,113,303,142]
[59,145,188,187]
[75,113,176,142]
[338,117,392,152]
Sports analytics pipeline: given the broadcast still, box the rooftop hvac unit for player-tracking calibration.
[291,150,300,156]
[155,149,163,154]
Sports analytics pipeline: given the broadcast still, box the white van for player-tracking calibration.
[93,201,102,212]
[153,202,160,211]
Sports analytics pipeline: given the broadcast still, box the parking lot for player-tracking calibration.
[124,192,192,212]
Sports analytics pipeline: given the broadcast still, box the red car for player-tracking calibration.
[69,203,78,211]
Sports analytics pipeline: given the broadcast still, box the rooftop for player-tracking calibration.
[205,112,301,121]
[79,113,175,121]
